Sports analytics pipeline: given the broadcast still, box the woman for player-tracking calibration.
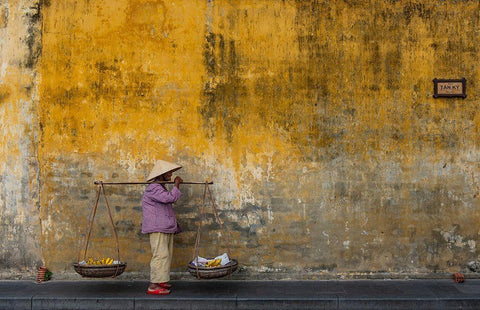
[142,160,183,295]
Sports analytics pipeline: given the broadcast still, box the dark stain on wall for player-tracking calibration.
[292,1,351,160]
[23,2,42,69]
[403,2,432,24]
[93,60,122,100]
[200,32,246,142]
[0,85,10,104]
[0,3,8,28]
[385,49,402,90]
[115,220,136,236]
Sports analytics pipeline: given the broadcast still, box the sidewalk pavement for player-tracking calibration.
[0,279,479,310]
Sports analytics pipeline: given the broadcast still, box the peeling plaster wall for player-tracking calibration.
[0,0,42,275]
[2,0,480,279]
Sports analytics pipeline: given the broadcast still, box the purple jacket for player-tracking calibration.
[141,183,182,234]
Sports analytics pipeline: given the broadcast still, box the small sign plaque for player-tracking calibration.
[433,78,466,98]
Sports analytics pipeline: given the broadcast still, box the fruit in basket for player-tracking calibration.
[205,258,222,268]
[86,257,115,266]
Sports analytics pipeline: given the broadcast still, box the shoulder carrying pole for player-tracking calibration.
[94,181,213,185]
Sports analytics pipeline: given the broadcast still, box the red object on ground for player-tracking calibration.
[36,266,47,283]
[454,273,465,283]
[159,282,172,289]
[147,287,171,295]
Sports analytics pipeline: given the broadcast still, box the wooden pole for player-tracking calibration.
[94,181,213,185]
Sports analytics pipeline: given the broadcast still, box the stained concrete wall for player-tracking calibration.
[2,0,480,279]
[0,0,42,276]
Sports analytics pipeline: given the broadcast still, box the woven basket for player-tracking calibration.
[188,259,238,279]
[73,262,127,278]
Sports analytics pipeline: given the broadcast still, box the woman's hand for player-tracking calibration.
[174,176,183,188]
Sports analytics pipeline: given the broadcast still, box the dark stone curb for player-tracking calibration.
[0,279,478,310]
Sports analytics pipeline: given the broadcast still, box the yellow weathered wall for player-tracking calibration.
[39,0,210,274]
[0,0,42,276]
[1,0,478,278]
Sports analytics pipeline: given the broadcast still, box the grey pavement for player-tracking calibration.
[0,279,479,310]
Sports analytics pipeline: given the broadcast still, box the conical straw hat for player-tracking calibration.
[147,160,182,182]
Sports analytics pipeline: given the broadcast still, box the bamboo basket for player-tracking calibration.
[73,262,127,278]
[188,259,238,279]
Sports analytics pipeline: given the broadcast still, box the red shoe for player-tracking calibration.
[147,287,170,295]
[159,282,172,289]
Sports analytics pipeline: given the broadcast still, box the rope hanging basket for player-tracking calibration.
[189,183,238,279]
[73,183,126,278]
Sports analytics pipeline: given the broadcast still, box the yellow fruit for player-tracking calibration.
[84,256,117,266]
[205,258,221,268]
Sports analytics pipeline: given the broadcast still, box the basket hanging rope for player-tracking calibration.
[188,182,238,279]
[73,182,126,278]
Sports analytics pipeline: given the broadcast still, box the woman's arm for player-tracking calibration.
[147,184,182,204]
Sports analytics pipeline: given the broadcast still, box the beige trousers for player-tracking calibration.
[149,232,174,283]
